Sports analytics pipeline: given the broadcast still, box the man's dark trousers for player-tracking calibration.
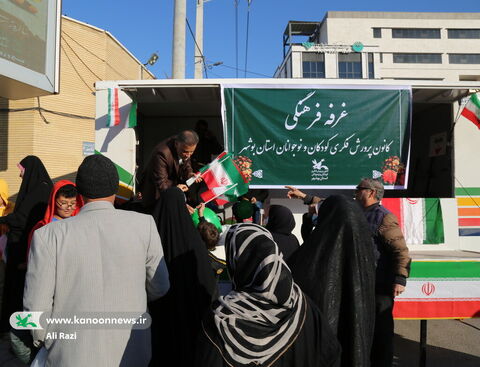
[371,291,394,367]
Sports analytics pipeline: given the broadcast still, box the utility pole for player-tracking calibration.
[194,0,204,79]
[172,0,186,79]
[235,0,238,78]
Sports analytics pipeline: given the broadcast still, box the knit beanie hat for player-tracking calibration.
[76,155,119,199]
[232,200,254,221]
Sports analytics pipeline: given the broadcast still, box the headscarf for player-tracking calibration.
[38,180,83,224]
[208,223,306,367]
[266,205,295,235]
[0,179,14,217]
[0,156,52,331]
[150,187,216,367]
[14,156,52,211]
[27,180,84,256]
[289,195,376,367]
[266,205,300,261]
[0,179,13,252]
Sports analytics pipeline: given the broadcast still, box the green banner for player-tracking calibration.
[223,85,411,188]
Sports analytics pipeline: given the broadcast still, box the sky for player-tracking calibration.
[62,0,480,80]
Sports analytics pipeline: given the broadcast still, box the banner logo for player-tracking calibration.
[311,159,329,181]
[252,170,263,179]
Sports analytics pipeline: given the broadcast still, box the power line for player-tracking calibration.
[62,31,106,62]
[60,45,95,92]
[208,69,225,78]
[62,31,132,80]
[36,97,50,124]
[208,61,271,77]
[244,0,252,78]
[186,17,208,78]
[62,36,102,80]
[1,105,94,121]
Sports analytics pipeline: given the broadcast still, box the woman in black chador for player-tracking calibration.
[288,195,376,367]
[0,156,52,330]
[150,187,216,367]
[195,223,340,367]
[265,204,300,262]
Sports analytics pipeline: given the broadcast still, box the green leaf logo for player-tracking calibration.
[302,42,314,50]
[352,42,364,52]
[15,314,37,328]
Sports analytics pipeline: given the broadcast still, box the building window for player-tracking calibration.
[302,53,325,78]
[368,53,374,79]
[380,53,383,63]
[373,28,381,38]
[338,53,362,79]
[449,54,480,64]
[392,28,441,39]
[393,53,442,64]
[448,29,480,39]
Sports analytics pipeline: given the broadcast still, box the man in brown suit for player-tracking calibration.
[140,130,200,210]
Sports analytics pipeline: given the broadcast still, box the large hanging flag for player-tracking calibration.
[106,88,121,127]
[461,93,480,129]
[106,88,137,128]
[127,100,137,128]
[197,153,249,205]
[382,198,444,244]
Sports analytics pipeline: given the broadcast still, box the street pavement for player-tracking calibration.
[0,318,478,366]
[394,318,480,367]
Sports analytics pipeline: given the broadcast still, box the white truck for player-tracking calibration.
[95,78,480,319]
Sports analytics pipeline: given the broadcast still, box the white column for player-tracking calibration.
[172,0,186,79]
[194,0,204,79]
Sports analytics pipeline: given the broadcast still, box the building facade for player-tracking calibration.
[0,16,154,196]
[275,12,480,81]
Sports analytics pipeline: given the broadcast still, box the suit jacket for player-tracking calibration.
[24,201,170,367]
[141,137,194,208]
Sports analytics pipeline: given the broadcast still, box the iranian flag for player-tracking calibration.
[107,88,120,127]
[200,185,236,206]
[461,93,480,129]
[393,260,480,319]
[107,88,137,128]
[198,153,249,205]
[382,198,444,244]
[127,101,137,128]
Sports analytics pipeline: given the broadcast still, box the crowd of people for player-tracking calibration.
[0,128,410,367]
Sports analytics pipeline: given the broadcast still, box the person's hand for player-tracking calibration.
[285,185,306,200]
[393,284,405,297]
[177,184,188,192]
[186,204,195,215]
[195,175,203,183]
[250,197,257,204]
[308,204,316,215]
[196,203,205,217]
